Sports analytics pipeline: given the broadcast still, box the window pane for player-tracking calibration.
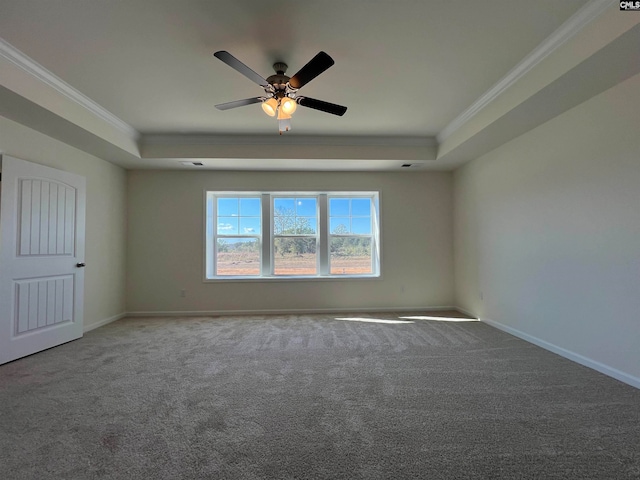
[240,217,260,234]
[218,217,238,234]
[218,198,238,216]
[274,212,296,234]
[351,198,371,216]
[296,198,316,216]
[274,238,317,275]
[240,198,261,216]
[216,238,260,276]
[274,198,295,215]
[330,237,372,275]
[296,217,317,234]
[217,196,261,236]
[351,217,372,234]
[275,198,317,235]
[330,217,350,234]
[330,198,349,216]
[274,198,295,234]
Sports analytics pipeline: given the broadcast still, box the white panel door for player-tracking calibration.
[0,155,86,365]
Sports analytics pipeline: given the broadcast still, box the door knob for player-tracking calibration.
[76,262,86,268]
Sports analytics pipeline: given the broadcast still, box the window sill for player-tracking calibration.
[204,274,381,283]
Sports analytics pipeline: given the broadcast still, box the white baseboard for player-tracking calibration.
[453,306,477,319]
[83,312,126,333]
[479,315,640,390]
[125,306,459,318]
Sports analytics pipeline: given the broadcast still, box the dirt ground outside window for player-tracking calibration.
[216,252,372,276]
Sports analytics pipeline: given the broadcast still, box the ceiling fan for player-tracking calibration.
[213,50,347,134]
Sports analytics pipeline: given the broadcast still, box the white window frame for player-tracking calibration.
[328,194,379,276]
[206,193,263,279]
[205,191,381,281]
[272,194,320,276]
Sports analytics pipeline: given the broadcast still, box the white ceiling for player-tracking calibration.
[0,0,638,170]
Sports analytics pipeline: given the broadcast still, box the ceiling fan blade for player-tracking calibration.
[215,97,263,111]
[289,52,335,89]
[213,51,269,87]
[297,97,347,116]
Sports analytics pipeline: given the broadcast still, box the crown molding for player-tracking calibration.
[141,134,437,148]
[437,0,612,143]
[0,37,139,139]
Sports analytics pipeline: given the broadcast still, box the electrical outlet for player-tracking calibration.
[180,289,186,298]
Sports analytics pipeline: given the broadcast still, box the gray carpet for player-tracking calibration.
[1,311,639,479]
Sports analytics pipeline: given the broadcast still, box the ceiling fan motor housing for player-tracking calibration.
[267,63,291,95]
[266,74,290,92]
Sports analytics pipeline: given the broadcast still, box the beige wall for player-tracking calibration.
[453,73,640,385]
[126,170,454,313]
[0,116,127,329]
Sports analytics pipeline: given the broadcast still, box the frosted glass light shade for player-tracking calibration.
[280,97,297,115]
[261,98,278,117]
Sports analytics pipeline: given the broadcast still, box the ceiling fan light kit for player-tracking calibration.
[261,97,278,117]
[213,51,347,134]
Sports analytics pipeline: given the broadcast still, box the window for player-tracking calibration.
[206,192,380,279]
[329,197,374,275]
[211,196,261,277]
[273,196,318,275]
